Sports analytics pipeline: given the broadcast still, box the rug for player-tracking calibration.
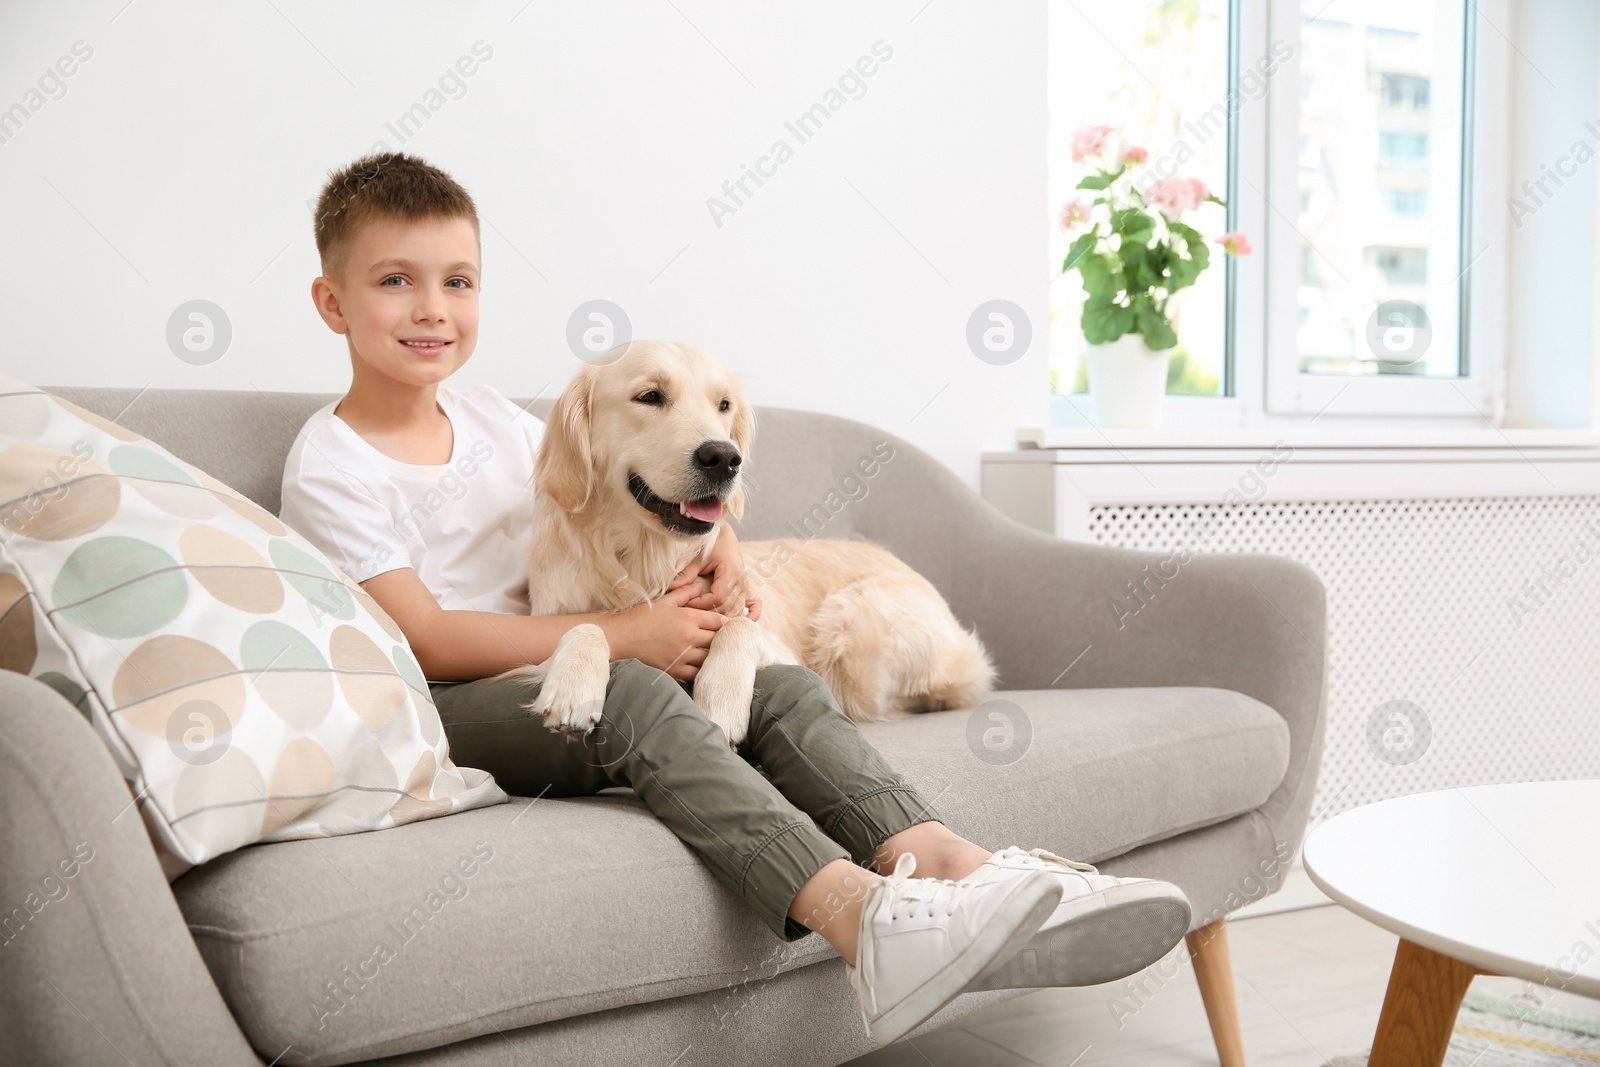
[1323,977,1600,1065]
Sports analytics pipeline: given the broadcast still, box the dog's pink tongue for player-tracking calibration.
[684,498,724,522]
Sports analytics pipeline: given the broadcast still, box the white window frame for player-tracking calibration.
[1047,0,1518,436]
[1257,0,1512,419]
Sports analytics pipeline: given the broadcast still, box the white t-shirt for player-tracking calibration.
[278,384,544,616]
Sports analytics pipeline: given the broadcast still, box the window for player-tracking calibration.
[1263,0,1500,415]
[1047,0,1232,400]
[1380,73,1432,109]
[1378,130,1429,164]
[1382,188,1428,216]
[1299,133,1322,168]
[1047,0,1509,425]
[1365,246,1428,287]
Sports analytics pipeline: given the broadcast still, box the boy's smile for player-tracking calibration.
[312,214,481,392]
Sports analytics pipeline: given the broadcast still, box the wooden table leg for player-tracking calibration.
[1368,938,1486,1067]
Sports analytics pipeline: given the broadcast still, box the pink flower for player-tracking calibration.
[1070,125,1113,163]
[1146,177,1210,218]
[1215,231,1252,256]
[1059,198,1092,232]
[1120,145,1149,165]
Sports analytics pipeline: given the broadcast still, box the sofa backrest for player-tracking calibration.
[43,387,992,611]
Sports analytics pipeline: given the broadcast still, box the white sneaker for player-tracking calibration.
[845,852,1061,1046]
[960,847,1192,990]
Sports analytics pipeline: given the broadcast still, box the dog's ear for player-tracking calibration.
[726,384,755,521]
[536,365,597,513]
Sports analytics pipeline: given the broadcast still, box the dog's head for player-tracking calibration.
[536,339,753,538]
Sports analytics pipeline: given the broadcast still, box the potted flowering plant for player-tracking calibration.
[1059,124,1250,427]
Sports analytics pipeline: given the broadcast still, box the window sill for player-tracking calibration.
[1035,393,1600,450]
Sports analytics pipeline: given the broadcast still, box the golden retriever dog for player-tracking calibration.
[494,339,995,746]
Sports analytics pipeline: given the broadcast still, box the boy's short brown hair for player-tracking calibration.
[314,152,479,283]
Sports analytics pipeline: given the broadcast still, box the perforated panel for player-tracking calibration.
[1087,498,1600,839]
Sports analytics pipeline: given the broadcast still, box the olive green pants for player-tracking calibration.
[427,660,939,940]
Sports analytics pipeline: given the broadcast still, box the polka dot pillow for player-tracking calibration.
[0,377,506,878]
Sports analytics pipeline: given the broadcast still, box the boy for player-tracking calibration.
[278,152,1190,1047]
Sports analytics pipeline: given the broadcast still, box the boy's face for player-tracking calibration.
[312,214,481,389]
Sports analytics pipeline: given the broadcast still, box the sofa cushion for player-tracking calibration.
[0,377,506,879]
[173,684,1288,1067]
[861,686,1291,860]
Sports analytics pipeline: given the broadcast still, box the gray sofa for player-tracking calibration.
[1,386,1327,1067]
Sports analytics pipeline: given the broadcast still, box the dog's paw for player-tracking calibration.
[524,624,611,738]
[693,671,754,749]
[691,615,769,748]
[532,686,605,739]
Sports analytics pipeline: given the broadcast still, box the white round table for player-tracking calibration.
[1303,779,1600,1067]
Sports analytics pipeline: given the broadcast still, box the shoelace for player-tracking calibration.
[887,864,964,923]
[996,845,1099,875]
[852,853,966,1016]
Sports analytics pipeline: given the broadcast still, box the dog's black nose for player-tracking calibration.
[694,441,742,481]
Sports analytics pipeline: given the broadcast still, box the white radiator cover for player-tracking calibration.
[1089,495,1600,826]
[981,445,1600,834]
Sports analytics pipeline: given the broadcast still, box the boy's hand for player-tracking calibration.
[667,523,761,621]
[607,584,727,682]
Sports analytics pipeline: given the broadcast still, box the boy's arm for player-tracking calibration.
[362,568,723,684]
[668,522,762,620]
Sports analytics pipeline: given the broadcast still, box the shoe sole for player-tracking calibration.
[965,881,1192,991]
[864,874,1061,1047]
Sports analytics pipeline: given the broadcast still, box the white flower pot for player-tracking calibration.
[1086,334,1171,428]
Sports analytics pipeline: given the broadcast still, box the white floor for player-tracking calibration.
[844,900,1401,1066]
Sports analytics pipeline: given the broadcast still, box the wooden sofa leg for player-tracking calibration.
[1186,918,1247,1067]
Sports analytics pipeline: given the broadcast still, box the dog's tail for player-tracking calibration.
[921,628,997,712]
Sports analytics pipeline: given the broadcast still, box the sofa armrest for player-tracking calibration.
[0,670,259,1065]
[947,508,1330,844]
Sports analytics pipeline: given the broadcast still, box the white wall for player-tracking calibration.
[0,1,1048,490]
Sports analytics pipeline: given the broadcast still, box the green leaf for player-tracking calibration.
[1077,252,1124,299]
[1184,237,1212,283]
[1111,208,1157,243]
[1082,295,1131,344]
[1163,221,1211,293]
[1119,240,1144,272]
[1168,220,1203,248]
[1127,245,1162,292]
[1135,302,1179,349]
[1147,241,1171,284]
[1077,174,1110,190]
[1062,232,1097,271]
[1167,253,1200,290]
